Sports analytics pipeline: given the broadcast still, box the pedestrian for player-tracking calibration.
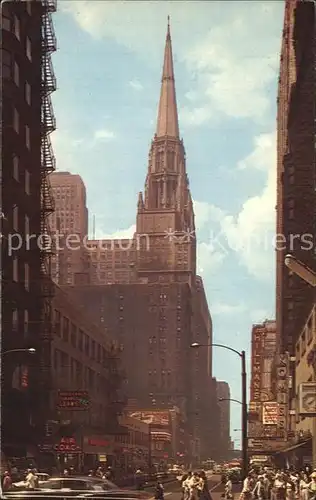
[308,472,316,500]
[155,481,164,500]
[199,471,213,500]
[2,471,12,492]
[189,472,200,500]
[25,469,37,490]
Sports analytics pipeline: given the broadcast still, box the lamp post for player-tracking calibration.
[284,254,316,468]
[191,342,248,479]
[3,348,36,356]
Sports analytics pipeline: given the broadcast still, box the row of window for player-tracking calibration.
[3,13,32,61]
[53,349,108,394]
[2,53,32,106]
[12,257,30,290]
[54,310,109,365]
[12,206,30,233]
[12,107,31,149]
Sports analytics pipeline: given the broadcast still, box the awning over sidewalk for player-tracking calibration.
[275,438,312,455]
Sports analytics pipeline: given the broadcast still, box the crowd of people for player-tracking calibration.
[223,467,316,500]
[181,471,213,500]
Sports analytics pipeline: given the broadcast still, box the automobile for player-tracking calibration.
[228,468,242,484]
[6,476,152,499]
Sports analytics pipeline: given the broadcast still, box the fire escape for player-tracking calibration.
[39,0,57,392]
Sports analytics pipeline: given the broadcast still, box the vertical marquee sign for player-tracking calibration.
[251,327,264,401]
[275,353,289,439]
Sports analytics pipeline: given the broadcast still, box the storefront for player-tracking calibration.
[38,436,83,473]
[82,435,115,472]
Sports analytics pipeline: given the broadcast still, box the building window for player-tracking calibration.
[26,1,32,15]
[13,257,18,282]
[13,156,19,181]
[24,263,29,291]
[2,13,11,31]
[25,82,31,105]
[14,62,19,86]
[13,108,19,133]
[25,125,30,149]
[13,205,18,231]
[14,15,20,41]
[26,37,32,61]
[25,215,30,235]
[2,49,12,78]
[24,310,29,335]
[289,208,294,220]
[84,335,90,356]
[25,170,30,194]
[62,317,69,342]
[70,323,77,348]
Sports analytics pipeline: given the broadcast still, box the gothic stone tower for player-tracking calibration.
[136,20,196,285]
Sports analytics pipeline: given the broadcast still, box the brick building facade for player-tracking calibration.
[1,0,57,458]
[38,284,125,471]
[276,0,315,355]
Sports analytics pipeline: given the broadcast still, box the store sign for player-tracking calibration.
[83,436,114,454]
[38,437,82,454]
[251,330,263,401]
[54,437,81,453]
[276,354,289,433]
[262,402,279,425]
[57,391,90,410]
[298,383,316,416]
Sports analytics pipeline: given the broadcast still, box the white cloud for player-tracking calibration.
[197,241,226,276]
[94,129,116,141]
[211,302,247,315]
[94,224,136,240]
[250,309,272,323]
[62,1,283,125]
[129,79,143,91]
[194,131,276,281]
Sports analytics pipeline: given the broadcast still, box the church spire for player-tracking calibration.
[156,17,180,139]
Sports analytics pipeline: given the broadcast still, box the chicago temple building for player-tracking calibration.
[65,21,218,461]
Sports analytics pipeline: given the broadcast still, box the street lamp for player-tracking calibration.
[3,348,36,355]
[191,342,247,479]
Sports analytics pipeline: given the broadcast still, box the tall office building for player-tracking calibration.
[49,171,89,285]
[276,0,316,354]
[1,0,57,457]
[216,381,231,458]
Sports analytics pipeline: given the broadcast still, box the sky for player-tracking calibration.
[51,0,285,446]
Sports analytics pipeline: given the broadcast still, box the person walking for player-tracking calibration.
[199,471,213,500]
[2,471,12,492]
[155,481,164,500]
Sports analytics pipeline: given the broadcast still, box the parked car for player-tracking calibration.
[6,476,152,499]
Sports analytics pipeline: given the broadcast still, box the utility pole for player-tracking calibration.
[241,350,248,479]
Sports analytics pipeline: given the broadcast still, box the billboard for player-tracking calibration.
[129,410,170,426]
[262,402,279,425]
[298,383,316,416]
[57,391,90,410]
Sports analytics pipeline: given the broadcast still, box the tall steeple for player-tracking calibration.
[156,17,180,139]
[136,18,196,283]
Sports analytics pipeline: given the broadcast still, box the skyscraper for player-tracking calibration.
[1,0,57,457]
[276,0,315,354]
[49,171,89,285]
[65,20,213,461]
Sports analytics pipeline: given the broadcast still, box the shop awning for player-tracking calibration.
[275,438,312,454]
